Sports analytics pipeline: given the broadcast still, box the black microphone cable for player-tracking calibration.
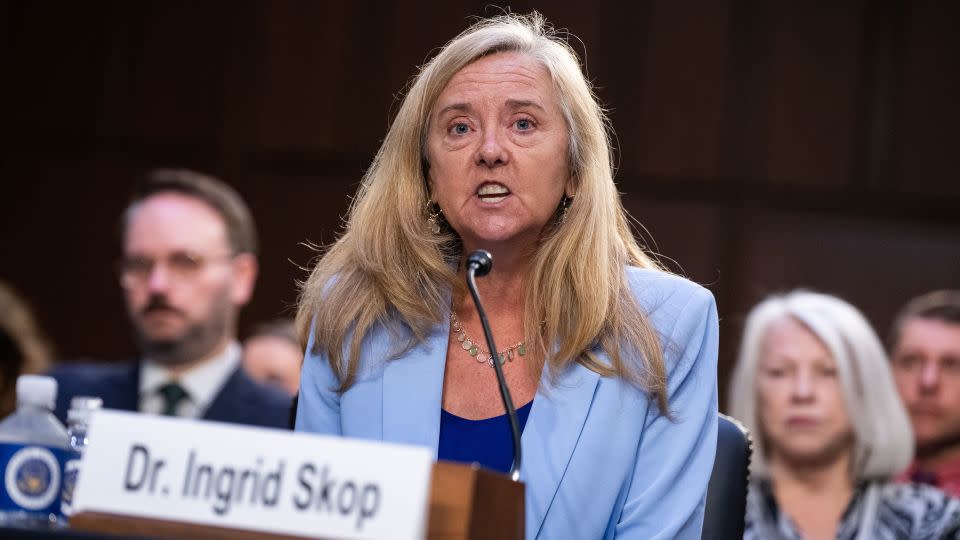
[465,250,522,482]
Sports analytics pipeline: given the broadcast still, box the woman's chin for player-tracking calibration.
[770,437,853,468]
[458,221,552,251]
[460,229,528,250]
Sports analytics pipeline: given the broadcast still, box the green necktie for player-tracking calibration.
[157,382,189,416]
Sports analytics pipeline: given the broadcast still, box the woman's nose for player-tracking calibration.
[475,128,509,167]
[790,371,814,400]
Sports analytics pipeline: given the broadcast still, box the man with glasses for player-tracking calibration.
[890,290,960,496]
[52,169,291,428]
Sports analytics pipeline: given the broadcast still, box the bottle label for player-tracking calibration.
[0,442,72,519]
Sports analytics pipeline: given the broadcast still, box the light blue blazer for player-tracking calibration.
[296,268,719,539]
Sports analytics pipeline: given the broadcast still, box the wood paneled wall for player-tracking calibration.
[1,1,958,409]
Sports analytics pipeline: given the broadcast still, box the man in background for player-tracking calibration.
[242,319,302,397]
[52,169,290,428]
[890,290,960,496]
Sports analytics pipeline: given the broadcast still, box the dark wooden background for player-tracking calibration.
[1,1,958,409]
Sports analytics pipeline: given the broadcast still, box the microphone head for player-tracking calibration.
[467,250,493,277]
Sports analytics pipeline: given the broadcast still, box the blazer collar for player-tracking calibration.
[380,316,601,537]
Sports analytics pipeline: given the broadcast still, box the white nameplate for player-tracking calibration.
[73,410,433,540]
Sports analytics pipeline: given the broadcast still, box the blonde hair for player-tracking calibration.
[296,13,668,410]
[728,290,913,480]
[0,282,52,417]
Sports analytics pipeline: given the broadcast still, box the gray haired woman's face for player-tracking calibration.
[756,316,855,468]
[423,51,573,254]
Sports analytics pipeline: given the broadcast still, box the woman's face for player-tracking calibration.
[425,51,573,253]
[756,316,855,468]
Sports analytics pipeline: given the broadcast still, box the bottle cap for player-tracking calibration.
[69,396,103,412]
[67,396,103,424]
[17,375,57,410]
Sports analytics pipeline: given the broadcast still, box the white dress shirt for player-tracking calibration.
[139,342,242,418]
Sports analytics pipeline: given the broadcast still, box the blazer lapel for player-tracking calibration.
[203,367,248,423]
[522,362,601,538]
[109,363,141,412]
[381,320,449,456]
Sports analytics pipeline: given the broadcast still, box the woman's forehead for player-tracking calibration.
[760,316,834,361]
[433,52,555,111]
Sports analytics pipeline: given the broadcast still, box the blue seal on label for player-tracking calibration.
[5,446,61,510]
[0,443,71,520]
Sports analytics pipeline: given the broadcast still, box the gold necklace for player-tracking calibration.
[449,311,527,367]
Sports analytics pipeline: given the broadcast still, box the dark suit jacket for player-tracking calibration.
[50,361,292,429]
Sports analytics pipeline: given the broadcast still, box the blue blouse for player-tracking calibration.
[438,401,534,474]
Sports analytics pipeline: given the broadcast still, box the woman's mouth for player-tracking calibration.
[477,182,510,203]
[785,415,819,428]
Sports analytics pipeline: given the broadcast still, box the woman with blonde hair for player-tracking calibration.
[0,281,52,418]
[295,12,718,538]
[729,290,960,539]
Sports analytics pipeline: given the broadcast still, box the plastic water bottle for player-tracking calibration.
[61,396,102,517]
[0,375,70,529]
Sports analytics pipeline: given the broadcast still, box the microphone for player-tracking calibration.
[467,250,492,277]
[465,250,523,482]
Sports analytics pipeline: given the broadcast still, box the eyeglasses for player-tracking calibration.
[117,251,235,288]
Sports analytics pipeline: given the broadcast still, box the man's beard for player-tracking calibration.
[132,290,234,367]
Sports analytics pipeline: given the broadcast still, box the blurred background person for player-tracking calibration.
[242,319,301,397]
[0,281,52,418]
[295,13,718,539]
[730,290,960,539]
[51,169,291,428]
[891,291,960,496]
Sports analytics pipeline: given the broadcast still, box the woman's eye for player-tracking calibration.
[451,123,470,135]
[816,365,838,377]
[515,118,533,131]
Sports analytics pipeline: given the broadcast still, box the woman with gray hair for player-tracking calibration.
[729,290,960,539]
[295,12,718,538]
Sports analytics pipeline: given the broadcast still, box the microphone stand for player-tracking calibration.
[466,250,523,482]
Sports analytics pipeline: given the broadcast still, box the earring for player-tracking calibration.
[558,196,572,225]
[426,201,443,234]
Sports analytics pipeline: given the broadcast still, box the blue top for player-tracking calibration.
[438,401,534,473]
